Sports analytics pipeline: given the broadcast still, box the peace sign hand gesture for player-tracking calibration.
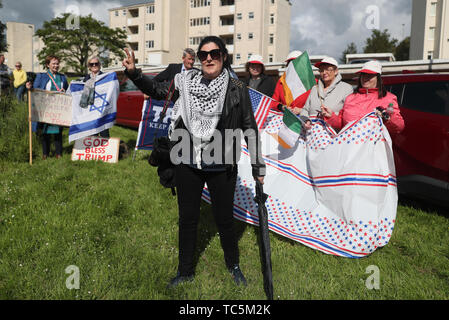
[122,48,136,74]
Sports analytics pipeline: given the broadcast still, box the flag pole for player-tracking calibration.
[28,90,33,165]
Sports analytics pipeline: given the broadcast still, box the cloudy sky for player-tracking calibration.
[1,0,412,59]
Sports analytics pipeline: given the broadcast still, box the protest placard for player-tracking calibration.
[30,89,72,126]
[71,136,120,163]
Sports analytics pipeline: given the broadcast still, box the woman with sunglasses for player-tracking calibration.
[122,36,266,289]
[80,56,109,138]
[26,55,68,159]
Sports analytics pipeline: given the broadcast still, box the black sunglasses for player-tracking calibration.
[89,62,100,67]
[197,49,222,62]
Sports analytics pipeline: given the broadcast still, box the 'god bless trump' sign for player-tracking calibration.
[71,136,120,163]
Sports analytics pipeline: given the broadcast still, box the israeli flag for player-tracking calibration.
[68,72,119,142]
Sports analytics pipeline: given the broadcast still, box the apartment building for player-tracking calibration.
[108,0,291,66]
[410,0,449,60]
[4,22,45,73]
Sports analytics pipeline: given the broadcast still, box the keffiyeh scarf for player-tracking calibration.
[170,69,229,168]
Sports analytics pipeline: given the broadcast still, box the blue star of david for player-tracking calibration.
[89,92,110,114]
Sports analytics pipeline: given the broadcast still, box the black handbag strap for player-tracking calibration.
[154,79,174,139]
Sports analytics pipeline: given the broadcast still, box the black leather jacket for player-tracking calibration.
[125,68,266,177]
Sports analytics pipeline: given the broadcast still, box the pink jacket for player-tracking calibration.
[326,89,405,135]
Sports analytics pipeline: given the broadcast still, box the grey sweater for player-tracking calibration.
[301,73,353,117]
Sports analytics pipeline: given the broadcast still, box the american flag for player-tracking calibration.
[248,88,279,129]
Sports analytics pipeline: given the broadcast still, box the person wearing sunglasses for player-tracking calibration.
[13,61,27,101]
[122,36,265,289]
[80,56,110,138]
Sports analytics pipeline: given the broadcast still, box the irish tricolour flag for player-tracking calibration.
[270,108,303,149]
[280,51,315,107]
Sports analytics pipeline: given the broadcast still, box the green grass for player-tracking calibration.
[0,98,448,300]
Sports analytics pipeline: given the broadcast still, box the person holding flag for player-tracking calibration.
[26,55,68,159]
[244,54,276,97]
[321,60,404,135]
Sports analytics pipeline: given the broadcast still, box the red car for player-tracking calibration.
[116,73,157,128]
[383,73,449,206]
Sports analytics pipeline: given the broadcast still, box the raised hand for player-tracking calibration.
[122,48,136,73]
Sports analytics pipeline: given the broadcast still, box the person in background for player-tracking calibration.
[321,60,404,136]
[244,54,276,97]
[300,57,353,129]
[0,53,12,96]
[122,36,266,289]
[153,48,197,83]
[271,50,303,111]
[80,56,110,138]
[13,61,27,101]
[26,55,68,159]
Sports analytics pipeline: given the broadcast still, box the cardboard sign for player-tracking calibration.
[71,136,120,163]
[30,89,72,126]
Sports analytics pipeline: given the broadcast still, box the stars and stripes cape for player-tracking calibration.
[204,90,398,258]
[68,72,119,142]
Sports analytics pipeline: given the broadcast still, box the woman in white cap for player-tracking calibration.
[300,57,352,121]
[271,50,302,109]
[244,54,276,97]
[321,60,404,135]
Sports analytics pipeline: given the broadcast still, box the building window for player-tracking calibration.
[270,14,275,24]
[191,0,211,7]
[248,33,254,40]
[248,53,252,60]
[269,54,274,63]
[122,10,126,16]
[249,12,254,19]
[190,17,210,26]
[236,33,241,40]
[269,34,274,45]
[190,36,205,46]
[271,0,275,4]
[146,23,154,31]
[115,11,119,17]
[236,53,241,60]
[236,13,242,20]
[429,27,435,40]
[146,40,154,48]
[147,5,155,14]
[427,51,434,60]
[430,2,437,16]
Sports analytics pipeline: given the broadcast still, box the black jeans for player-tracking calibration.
[175,164,239,276]
[42,132,63,156]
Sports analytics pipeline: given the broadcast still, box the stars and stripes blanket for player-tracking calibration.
[203,94,397,258]
[68,72,119,142]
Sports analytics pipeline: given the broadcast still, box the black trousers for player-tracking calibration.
[42,132,63,156]
[175,164,239,276]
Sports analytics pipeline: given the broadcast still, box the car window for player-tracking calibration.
[388,84,404,105]
[402,81,449,115]
[119,74,155,92]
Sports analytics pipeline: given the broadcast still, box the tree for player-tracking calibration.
[35,14,127,74]
[394,37,410,61]
[363,29,398,54]
[0,0,7,53]
[340,42,357,64]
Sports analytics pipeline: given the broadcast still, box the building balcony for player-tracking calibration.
[127,17,140,26]
[127,34,140,43]
[218,25,234,35]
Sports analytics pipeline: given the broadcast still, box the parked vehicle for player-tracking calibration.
[116,73,157,128]
[383,73,449,206]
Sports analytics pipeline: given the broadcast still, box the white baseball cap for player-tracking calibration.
[285,50,303,62]
[314,56,339,69]
[357,60,382,75]
[247,54,264,65]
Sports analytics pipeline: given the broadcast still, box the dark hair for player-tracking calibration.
[245,62,265,75]
[45,55,61,68]
[197,36,230,70]
[356,73,387,99]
